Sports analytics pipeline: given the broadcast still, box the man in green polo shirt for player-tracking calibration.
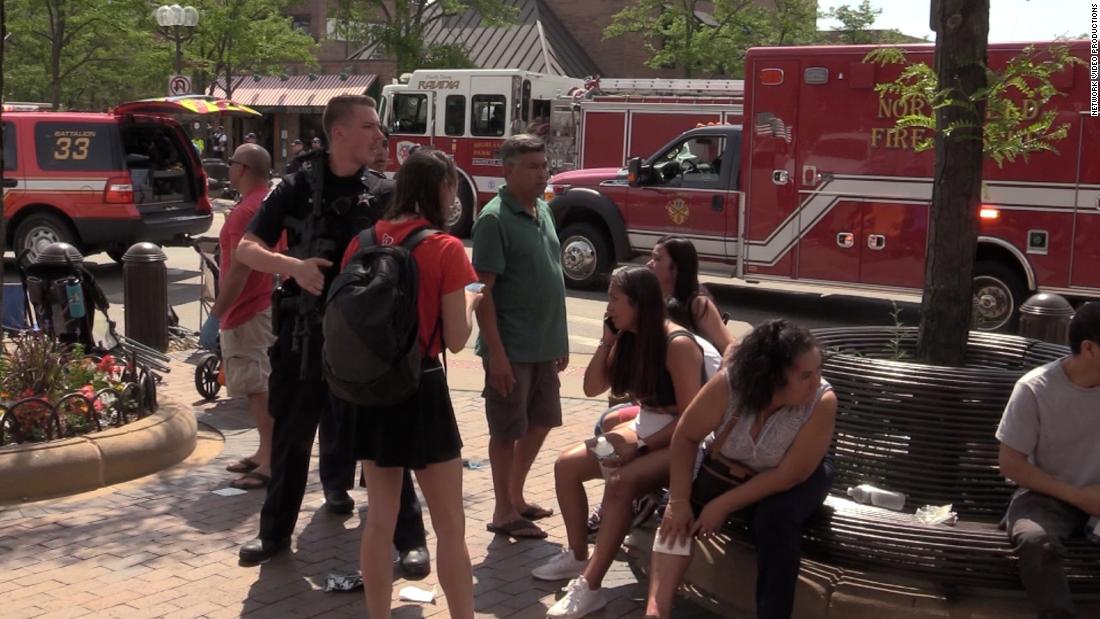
[473,134,569,540]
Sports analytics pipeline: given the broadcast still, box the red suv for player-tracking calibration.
[3,102,212,261]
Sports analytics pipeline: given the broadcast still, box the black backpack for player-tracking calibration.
[322,226,440,406]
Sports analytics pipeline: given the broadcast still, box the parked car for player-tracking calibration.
[2,101,214,262]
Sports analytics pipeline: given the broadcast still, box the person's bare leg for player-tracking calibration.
[511,424,551,514]
[489,435,520,525]
[248,391,273,475]
[359,461,403,619]
[582,451,669,589]
[414,458,474,619]
[645,551,694,618]
[554,443,603,560]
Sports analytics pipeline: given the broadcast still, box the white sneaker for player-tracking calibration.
[533,549,587,581]
[546,576,607,618]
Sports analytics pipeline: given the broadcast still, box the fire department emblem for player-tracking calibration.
[666,198,689,225]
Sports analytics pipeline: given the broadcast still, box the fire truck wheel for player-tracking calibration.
[559,222,612,290]
[14,213,78,263]
[972,261,1026,332]
[447,179,475,238]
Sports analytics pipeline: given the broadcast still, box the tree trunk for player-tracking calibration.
[916,0,989,366]
[50,8,64,109]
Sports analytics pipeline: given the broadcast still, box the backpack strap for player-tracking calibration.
[357,227,377,250]
[400,226,441,252]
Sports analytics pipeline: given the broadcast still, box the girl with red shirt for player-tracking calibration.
[339,150,481,619]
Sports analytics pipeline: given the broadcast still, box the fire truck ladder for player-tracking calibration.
[594,78,745,96]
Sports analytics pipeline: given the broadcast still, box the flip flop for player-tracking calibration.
[520,505,555,520]
[226,458,259,474]
[229,471,270,490]
[486,518,547,540]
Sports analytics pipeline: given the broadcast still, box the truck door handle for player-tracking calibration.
[836,232,854,248]
[772,170,790,185]
[867,234,886,251]
[711,195,724,212]
[2,178,16,188]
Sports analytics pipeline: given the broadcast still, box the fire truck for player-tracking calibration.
[379,69,744,236]
[546,41,1098,331]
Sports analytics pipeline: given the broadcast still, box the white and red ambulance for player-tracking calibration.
[546,41,1098,331]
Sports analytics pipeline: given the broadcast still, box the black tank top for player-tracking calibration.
[639,330,701,408]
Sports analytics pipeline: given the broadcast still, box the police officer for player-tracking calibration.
[234,95,429,574]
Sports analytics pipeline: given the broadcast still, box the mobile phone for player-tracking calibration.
[652,534,692,556]
[466,282,486,293]
[603,315,619,334]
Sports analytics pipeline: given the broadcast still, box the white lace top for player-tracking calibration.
[710,377,831,472]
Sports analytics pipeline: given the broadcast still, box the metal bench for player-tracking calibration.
[732,328,1100,594]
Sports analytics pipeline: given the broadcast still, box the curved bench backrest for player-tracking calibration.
[815,327,1068,522]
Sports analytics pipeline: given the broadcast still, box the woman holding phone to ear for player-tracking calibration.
[533,266,719,619]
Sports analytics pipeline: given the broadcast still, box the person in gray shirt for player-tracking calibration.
[997,301,1100,619]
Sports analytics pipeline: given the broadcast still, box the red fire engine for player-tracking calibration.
[546,41,1098,331]
[379,70,744,236]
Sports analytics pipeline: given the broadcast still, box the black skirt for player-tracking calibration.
[341,360,463,469]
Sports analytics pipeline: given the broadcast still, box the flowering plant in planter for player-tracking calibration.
[0,333,147,445]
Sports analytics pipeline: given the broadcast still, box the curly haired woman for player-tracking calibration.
[644,319,837,619]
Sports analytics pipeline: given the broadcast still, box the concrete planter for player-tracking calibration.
[0,401,196,502]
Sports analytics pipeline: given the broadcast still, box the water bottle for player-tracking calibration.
[64,278,86,319]
[591,435,616,479]
[1086,517,1100,544]
[847,484,907,511]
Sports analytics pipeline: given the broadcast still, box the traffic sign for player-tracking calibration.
[168,75,192,96]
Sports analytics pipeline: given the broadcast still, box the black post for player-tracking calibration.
[174,28,182,77]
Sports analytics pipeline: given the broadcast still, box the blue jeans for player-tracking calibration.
[694,458,833,619]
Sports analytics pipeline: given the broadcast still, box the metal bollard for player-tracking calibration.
[1018,292,1075,346]
[123,242,169,352]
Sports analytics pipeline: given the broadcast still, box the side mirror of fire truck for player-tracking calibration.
[627,157,647,187]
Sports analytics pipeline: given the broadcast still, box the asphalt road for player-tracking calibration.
[3,205,925,353]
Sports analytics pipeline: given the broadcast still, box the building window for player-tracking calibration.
[291,15,312,38]
[392,93,428,134]
[444,95,465,136]
[471,95,506,137]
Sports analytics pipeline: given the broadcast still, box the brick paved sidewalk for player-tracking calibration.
[0,359,717,619]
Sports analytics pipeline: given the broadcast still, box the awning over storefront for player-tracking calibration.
[211,74,377,110]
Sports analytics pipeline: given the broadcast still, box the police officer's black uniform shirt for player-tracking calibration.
[246,154,390,299]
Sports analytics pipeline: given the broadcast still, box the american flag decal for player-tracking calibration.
[754,113,793,143]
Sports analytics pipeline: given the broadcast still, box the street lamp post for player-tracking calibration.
[155,4,199,77]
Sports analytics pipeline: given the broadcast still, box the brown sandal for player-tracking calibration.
[226,458,259,474]
[229,471,270,490]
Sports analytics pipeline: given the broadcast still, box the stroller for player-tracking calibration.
[191,235,224,401]
[6,244,170,406]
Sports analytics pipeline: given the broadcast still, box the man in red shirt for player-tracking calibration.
[201,143,277,489]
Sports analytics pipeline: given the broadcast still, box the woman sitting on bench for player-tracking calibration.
[534,266,712,618]
[645,319,836,619]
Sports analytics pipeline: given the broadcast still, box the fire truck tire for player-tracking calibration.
[14,213,78,263]
[559,222,612,290]
[972,261,1026,332]
[447,179,475,238]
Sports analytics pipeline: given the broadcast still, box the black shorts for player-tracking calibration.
[343,360,463,469]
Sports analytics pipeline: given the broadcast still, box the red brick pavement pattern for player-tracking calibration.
[0,359,717,619]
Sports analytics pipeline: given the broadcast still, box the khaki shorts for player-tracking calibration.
[482,359,562,440]
[221,308,276,396]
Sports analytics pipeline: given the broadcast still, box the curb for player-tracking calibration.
[0,401,197,502]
